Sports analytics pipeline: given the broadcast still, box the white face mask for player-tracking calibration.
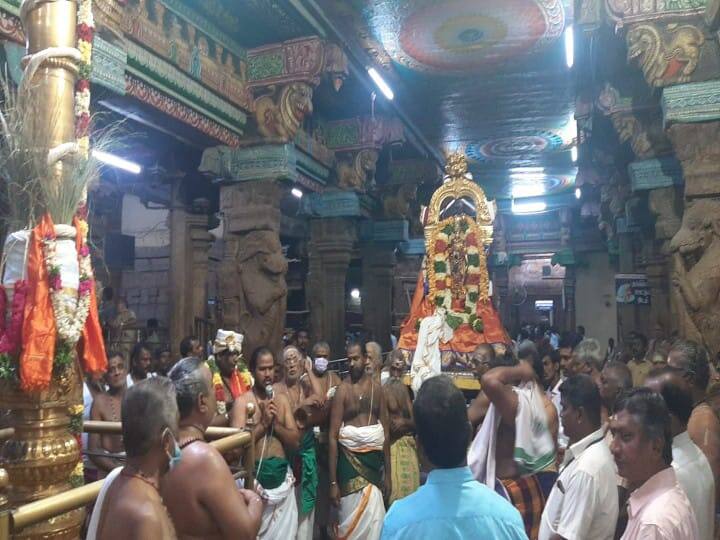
[314,357,329,373]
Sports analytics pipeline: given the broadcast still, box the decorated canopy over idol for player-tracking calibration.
[399,152,510,390]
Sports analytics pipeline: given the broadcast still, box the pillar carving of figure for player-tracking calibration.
[666,121,720,353]
[361,245,396,350]
[307,218,356,356]
[218,181,288,358]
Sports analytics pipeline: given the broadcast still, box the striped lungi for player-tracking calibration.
[500,471,557,540]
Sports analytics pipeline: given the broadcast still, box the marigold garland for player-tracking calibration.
[206,357,252,416]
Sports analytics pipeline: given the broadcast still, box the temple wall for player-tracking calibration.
[119,194,171,325]
[576,252,617,350]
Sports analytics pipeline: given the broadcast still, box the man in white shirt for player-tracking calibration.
[646,366,715,540]
[539,374,618,540]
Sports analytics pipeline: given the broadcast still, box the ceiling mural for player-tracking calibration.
[466,131,565,161]
[316,0,577,199]
[370,0,566,73]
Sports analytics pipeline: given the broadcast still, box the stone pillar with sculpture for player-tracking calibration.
[0,0,107,537]
[215,179,288,360]
[607,0,720,353]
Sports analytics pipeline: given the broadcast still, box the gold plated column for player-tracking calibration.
[0,1,83,538]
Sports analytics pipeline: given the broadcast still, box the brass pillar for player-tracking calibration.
[0,1,84,538]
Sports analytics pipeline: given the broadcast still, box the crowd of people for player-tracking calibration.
[80,326,720,540]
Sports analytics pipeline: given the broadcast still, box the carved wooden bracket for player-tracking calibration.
[335,149,379,192]
[626,22,705,88]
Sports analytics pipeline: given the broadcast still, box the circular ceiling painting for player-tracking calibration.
[502,174,575,199]
[466,131,564,161]
[379,0,565,73]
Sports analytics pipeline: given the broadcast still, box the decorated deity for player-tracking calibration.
[398,152,510,391]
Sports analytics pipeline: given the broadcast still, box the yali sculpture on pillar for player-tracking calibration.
[398,152,510,392]
[0,0,107,537]
[670,198,720,356]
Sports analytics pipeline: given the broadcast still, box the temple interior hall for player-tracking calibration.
[1,0,720,537]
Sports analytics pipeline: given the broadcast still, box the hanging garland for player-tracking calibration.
[75,0,94,159]
[42,220,93,346]
[428,215,488,332]
[206,357,252,416]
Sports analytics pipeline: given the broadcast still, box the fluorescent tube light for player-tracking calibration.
[565,25,574,68]
[367,67,394,100]
[92,150,142,174]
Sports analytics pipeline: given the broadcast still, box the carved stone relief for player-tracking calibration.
[670,198,720,354]
[218,182,288,357]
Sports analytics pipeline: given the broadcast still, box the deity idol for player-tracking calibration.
[398,152,510,391]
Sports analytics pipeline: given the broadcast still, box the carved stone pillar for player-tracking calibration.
[307,218,356,356]
[662,83,720,352]
[169,201,213,353]
[361,245,396,350]
[218,181,288,358]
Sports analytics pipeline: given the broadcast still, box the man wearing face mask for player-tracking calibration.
[232,347,301,539]
[87,377,181,540]
[161,357,263,540]
[383,350,419,505]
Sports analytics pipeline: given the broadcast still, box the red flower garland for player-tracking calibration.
[0,280,29,354]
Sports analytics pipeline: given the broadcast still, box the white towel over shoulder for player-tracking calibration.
[468,381,555,487]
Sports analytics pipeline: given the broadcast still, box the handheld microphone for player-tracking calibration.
[265,384,274,399]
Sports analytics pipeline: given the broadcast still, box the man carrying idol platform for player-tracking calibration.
[329,341,391,539]
[232,347,300,539]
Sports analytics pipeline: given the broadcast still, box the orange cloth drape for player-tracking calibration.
[398,269,511,354]
[74,216,107,378]
[19,214,57,392]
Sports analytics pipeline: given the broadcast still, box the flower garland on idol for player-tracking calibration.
[429,215,488,332]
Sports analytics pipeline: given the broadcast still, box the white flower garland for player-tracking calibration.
[42,222,93,345]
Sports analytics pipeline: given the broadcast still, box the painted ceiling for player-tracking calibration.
[315,0,577,200]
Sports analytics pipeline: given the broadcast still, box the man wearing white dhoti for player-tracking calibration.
[329,342,391,540]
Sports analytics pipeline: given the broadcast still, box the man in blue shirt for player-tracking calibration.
[381,375,528,540]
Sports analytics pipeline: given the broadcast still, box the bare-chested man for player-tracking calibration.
[467,344,499,432]
[161,357,263,540]
[232,347,300,539]
[668,339,720,504]
[281,345,321,540]
[329,342,391,540]
[383,350,419,505]
[89,353,127,478]
[303,341,341,537]
[87,377,180,540]
[476,347,559,540]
